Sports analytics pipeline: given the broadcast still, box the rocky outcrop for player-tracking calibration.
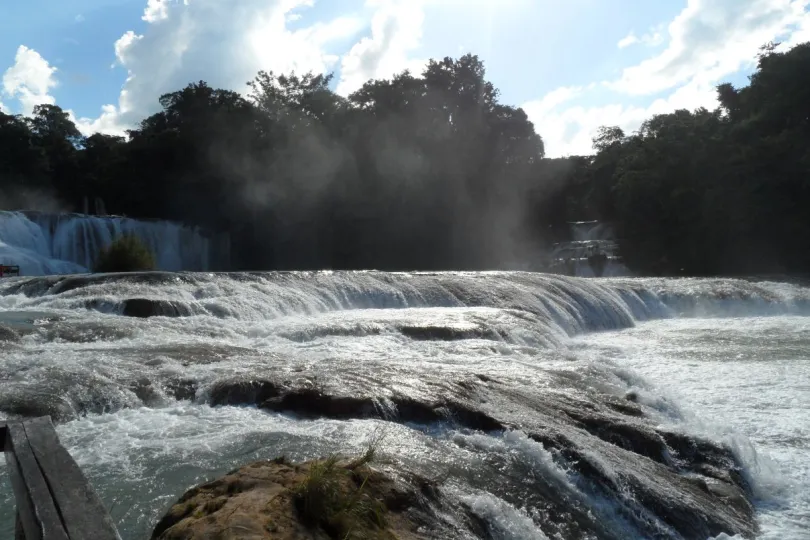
[207,377,503,431]
[202,374,758,540]
[151,457,480,540]
[120,298,195,318]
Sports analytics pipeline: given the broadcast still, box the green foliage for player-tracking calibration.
[558,41,810,276]
[3,43,810,275]
[94,235,156,273]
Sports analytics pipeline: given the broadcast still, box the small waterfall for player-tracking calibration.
[548,221,629,277]
[0,211,229,276]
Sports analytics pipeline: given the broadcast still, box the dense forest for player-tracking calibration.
[1,42,809,275]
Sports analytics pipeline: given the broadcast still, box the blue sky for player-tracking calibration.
[2,0,809,156]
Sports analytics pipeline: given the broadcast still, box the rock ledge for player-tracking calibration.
[151,456,466,540]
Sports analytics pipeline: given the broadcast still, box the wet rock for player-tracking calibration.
[208,378,283,406]
[0,391,76,423]
[467,383,758,539]
[604,396,645,417]
[571,413,671,464]
[0,323,20,342]
[121,298,194,318]
[199,375,755,539]
[130,378,166,406]
[261,388,378,419]
[165,378,198,401]
[207,376,504,432]
[399,325,502,341]
[151,458,470,539]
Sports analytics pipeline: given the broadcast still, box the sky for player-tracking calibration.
[1,0,809,157]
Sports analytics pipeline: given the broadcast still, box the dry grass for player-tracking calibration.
[293,430,391,539]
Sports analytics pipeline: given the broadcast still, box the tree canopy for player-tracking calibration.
[2,45,809,275]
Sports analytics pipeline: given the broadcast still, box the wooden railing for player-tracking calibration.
[1,417,121,540]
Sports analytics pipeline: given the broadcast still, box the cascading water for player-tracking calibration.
[0,271,808,539]
[0,211,229,275]
[550,221,630,277]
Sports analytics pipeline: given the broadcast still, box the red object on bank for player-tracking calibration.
[0,265,20,277]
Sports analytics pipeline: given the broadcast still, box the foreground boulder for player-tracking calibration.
[151,456,474,540]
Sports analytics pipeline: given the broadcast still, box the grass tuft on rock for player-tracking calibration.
[151,432,407,540]
[293,434,392,539]
[94,234,156,273]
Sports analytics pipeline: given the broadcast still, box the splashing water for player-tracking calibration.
[0,271,807,538]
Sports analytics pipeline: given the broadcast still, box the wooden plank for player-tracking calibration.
[22,417,121,540]
[3,423,69,540]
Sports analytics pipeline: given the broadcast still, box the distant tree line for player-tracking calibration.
[1,44,809,275]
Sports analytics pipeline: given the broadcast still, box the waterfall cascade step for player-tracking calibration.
[0,211,230,276]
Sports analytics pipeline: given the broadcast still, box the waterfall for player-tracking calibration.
[548,221,629,277]
[0,211,229,276]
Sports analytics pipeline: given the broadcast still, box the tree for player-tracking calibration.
[94,235,156,272]
[5,42,810,276]
[0,112,48,192]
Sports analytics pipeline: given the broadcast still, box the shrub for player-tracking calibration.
[94,234,156,273]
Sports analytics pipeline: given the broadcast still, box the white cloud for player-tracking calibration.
[618,26,665,49]
[72,105,128,137]
[617,33,638,49]
[526,0,810,157]
[1,45,58,116]
[528,86,582,116]
[75,0,370,135]
[142,0,171,23]
[612,0,810,96]
[526,78,718,157]
[782,4,810,46]
[336,0,429,96]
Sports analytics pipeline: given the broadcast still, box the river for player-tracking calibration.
[0,272,807,539]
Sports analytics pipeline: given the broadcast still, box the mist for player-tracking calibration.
[0,54,611,273]
[0,185,68,214]
[160,60,566,271]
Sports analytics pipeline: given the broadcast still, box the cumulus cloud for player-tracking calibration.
[336,0,429,96]
[1,0,428,135]
[1,45,58,116]
[525,78,718,157]
[611,0,810,96]
[79,0,366,135]
[527,0,810,157]
[142,0,172,23]
[73,105,128,137]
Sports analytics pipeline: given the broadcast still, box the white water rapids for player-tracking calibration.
[0,271,808,539]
